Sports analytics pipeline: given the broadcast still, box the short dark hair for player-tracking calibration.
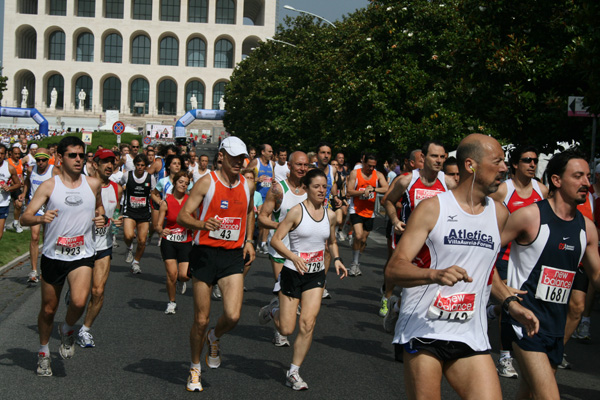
[316,142,332,154]
[421,140,445,157]
[57,136,85,156]
[133,154,149,166]
[509,145,538,174]
[301,167,327,187]
[444,156,458,169]
[364,153,377,162]
[277,147,287,156]
[545,150,587,193]
[0,144,7,152]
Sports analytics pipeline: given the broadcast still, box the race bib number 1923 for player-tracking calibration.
[55,235,85,256]
[427,291,476,321]
[209,216,242,241]
[535,266,575,304]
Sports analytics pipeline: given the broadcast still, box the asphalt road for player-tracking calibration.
[1,218,600,399]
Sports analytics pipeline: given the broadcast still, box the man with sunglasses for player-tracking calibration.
[20,148,57,282]
[21,136,106,377]
[0,144,22,242]
[490,145,548,378]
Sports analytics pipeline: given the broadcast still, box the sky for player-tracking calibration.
[277,0,369,26]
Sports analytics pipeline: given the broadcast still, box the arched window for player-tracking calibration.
[214,39,233,68]
[159,37,178,66]
[103,77,121,111]
[49,0,67,15]
[158,79,177,115]
[212,82,226,109]
[186,81,205,111]
[132,0,152,20]
[187,38,206,67]
[188,0,207,23]
[77,0,95,17]
[132,35,151,64]
[216,0,235,24]
[17,26,37,59]
[104,33,123,63]
[76,32,94,61]
[75,75,93,110]
[47,74,64,108]
[130,78,150,114]
[105,0,124,18]
[48,31,65,60]
[160,0,180,21]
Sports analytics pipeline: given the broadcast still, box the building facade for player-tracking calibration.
[1,0,275,122]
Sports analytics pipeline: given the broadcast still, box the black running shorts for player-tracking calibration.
[160,239,192,263]
[280,267,326,299]
[40,255,94,286]
[349,213,374,231]
[189,245,244,285]
[403,338,489,361]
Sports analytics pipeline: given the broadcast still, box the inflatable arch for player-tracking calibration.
[0,107,49,136]
[174,109,226,139]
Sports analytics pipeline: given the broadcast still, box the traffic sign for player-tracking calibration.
[568,96,593,117]
[82,132,92,145]
[112,121,125,135]
[143,136,151,145]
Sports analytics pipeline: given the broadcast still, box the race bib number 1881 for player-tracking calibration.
[535,265,575,304]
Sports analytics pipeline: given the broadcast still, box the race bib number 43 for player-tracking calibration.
[535,266,575,304]
[55,235,85,256]
[209,216,242,241]
[427,291,476,321]
[300,250,325,273]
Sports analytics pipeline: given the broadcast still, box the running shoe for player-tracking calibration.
[37,353,52,377]
[112,235,119,248]
[205,329,221,368]
[58,326,76,359]
[27,270,39,283]
[177,280,187,295]
[13,220,23,233]
[165,301,177,315]
[212,284,222,300]
[496,356,519,378]
[131,262,142,274]
[77,330,95,348]
[383,295,399,333]
[258,297,279,325]
[286,370,308,391]
[322,287,331,299]
[378,296,389,318]
[273,328,290,347]
[572,320,591,340]
[348,262,362,277]
[297,303,302,316]
[186,367,203,392]
[348,234,353,246]
[125,249,134,264]
[558,353,572,370]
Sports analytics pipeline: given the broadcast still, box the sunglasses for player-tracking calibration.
[66,152,85,159]
[131,146,140,149]
[520,157,539,164]
[35,158,48,162]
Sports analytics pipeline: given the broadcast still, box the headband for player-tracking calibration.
[34,152,51,159]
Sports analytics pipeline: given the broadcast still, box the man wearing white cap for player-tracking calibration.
[177,136,256,392]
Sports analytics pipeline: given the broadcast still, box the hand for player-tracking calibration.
[93,212,105,228]
[508,302,539,337]
[17,193,24,202]
[334,260,347,279]
[161,228,171,238]
[42,209,58,223]
[291,254,308,275]
[113,216,123,227]
[393,220,406,234]
[333,196,342,208]
[505,285,527,302]
[202,217,221,231]
[243,242,255,266]
[432,265,472,286]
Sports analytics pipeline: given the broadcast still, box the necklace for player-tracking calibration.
[289,180,300,194]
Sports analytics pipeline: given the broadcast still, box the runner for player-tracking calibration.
[121,154,156,274]
[443,156,460,185]
[8,144,25,233]
[192,154,210,184]
[500,150,600,399]
[259,168,347,390]
[156,170,193,315]
[273,148,290,182]
[258,151,309,346]
[20,148,56,282]
[0,144,22,242]
[20,136,106,377]
[249,143,274,253]
[176,136,255,392]
[77,149,123,348]
[385,133,538,400]
[346,153,389,276]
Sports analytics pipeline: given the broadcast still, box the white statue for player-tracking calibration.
[78,89,86,110]
[21,87,28,107]
[190,94,198,110]
[219,95,225,110]
[50,88,58,108]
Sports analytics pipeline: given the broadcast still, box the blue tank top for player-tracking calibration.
[257,160,273,201]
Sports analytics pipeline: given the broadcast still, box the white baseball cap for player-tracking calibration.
[219,136,248,157]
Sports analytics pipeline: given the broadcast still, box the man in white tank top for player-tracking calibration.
[77,149,123,349]
[20,136,107,377]
[384,134,539,400]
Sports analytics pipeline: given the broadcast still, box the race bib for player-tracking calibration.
[427,291,476,321]
[359,188,375,200]
[130,196,147,208]
[414,188,444,207]
[94,219,111,236]
[209,216,242,241]
[55,235,85,257]
[535,266,575,304]
[261,177,272,188]
[299,250,325,273]
[166,227,188,242]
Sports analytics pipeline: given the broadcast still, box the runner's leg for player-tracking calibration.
[190,278,212,364]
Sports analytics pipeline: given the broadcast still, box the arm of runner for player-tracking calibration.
[500,204,540,247]
[19,175,30,202]
[383,174,410,233]
[7,164,21,192]
[244,179,256,266]
[150,188,163,206]
[176,174,220,231]
[327,208,347,279]
[257,181,282,230]
[271,204,307,274]
[344,170,361,197]
[20,178,56,226]
[90,177,106,228]
[374,171,389,194]
[113,184,124,227]
[489,181,507,203]
[385,196,472,287]
[582,216,600,290]
[156,201,169,237]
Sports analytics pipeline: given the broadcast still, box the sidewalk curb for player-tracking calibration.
[0,244,42,275]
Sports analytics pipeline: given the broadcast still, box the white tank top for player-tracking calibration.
[393,191,501,351]
[94,181,119,251]
[0,161,11,207]
[42,176,97,261]
[268,180,307,259]
[283,203,330,273]
[30,165,54,200]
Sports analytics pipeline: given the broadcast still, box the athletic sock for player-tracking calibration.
[500,350,511,360]
[61,322,74,336]
[271,307,280,319]
[208,329,218,343]
[352,250,360,264]
[39,344,50,356]
[80,325,90,333]
[582,316,591,324]
[289,364,300,374]
[190,362,201,370]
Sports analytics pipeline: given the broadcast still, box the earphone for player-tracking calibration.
[470,166,476,172]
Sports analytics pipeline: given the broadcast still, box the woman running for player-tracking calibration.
[156,170,193,314]
[259,168,347,390]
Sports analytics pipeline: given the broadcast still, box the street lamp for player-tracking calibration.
[266,37,297,48]
[283,5,337,28]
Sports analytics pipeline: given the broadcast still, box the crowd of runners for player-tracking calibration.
[1,130,599,398]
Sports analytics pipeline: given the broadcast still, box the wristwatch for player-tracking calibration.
[102,215,109,225]
[502,296,520,313]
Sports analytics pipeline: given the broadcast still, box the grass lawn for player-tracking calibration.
[0,229,41,267]
[30,131,142,151]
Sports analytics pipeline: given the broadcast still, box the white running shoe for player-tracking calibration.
[383,295,400,333]
[186,367,203,392]
[286,370,308,390]
[177,280,187,295]
[259,297,279,325]
[37,353,52,377]
[205,329,221,368]
[77,330,95,348]
[58,326,76,359]
[273,328,290,347]
[165,301,177,315]
[13,220,23,233]
[211,284,222,300]
[496,356,519,378]
[131,262,142,274]
[112,235,119,248]
[348,262,362,277]
[125,249,134,264]
[27,270,39,283]
[322,287,331,299]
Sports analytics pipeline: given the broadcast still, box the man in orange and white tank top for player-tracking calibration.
[8,144,25,233]
[346,153,388,277]
[177,136,256,393]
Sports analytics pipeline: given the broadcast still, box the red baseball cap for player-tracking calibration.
[94,149,116,160]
